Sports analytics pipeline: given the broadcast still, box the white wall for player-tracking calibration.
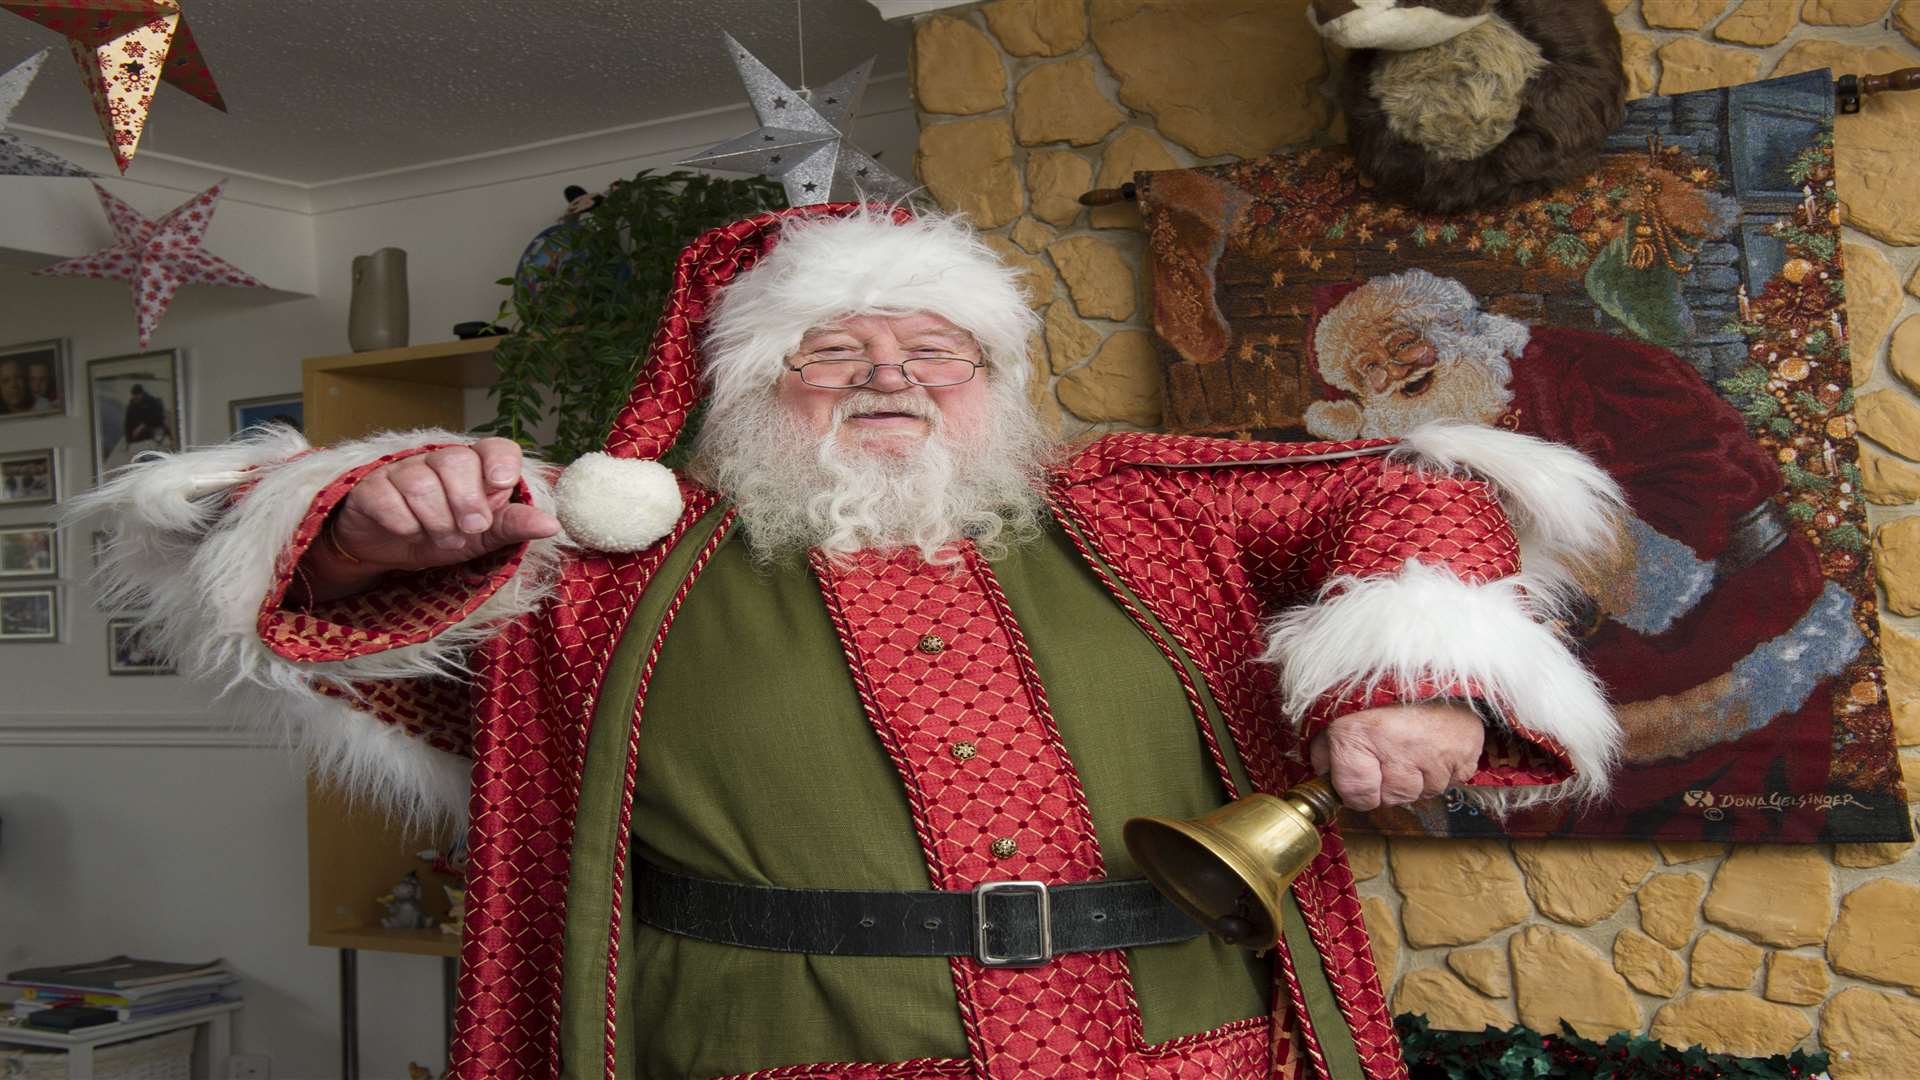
[0,78,916,1080]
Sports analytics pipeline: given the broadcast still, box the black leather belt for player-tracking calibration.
[633,861,1205,969]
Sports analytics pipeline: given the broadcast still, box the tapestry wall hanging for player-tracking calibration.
[1138,69,1908,844]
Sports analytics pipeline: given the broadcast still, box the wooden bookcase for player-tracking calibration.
[301,338,502,960]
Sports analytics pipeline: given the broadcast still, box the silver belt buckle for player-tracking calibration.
[973,880,1051,968]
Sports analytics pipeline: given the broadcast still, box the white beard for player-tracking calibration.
[1357,344,1516,439]
[689,379,1053,565]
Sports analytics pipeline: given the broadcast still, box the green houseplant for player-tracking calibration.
[478,170,784,465]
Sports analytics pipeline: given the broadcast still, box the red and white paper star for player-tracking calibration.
[37,180,264,346]
[2,0,226,172]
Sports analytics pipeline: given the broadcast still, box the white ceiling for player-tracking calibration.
[0,0,910,185]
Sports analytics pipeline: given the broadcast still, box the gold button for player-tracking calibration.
[950,741,978,762]
[990,838,1018,859]
[917,634,946,655]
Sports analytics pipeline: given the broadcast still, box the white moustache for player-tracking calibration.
[831,391,940,426]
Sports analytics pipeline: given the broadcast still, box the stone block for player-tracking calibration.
[1391,838,1531,947]
[1057,329,1162,425]
[1861,443,1920,505]
[1025,151,1092,228]
[1643,0,1731,28]
[1090,0,1328,158]
[1821,988,1920,1080]
[1009,217,1056,254]
[983,235,1054,309]
[1639,872,1707,949]
[916,117,1024,228]
[1013,58,1126,147]
[1893,316,1920,395]
[1043,300,1101,375]
[1657,39,1763,96]
[981,0,1087,57]
[1614,929,1686,996]
[1690,931,1764,989]
[1091,128,1180,229]
[1701,847,1832,947]
[1447,946,1510,998]
[1511,840,1654,927]
[1827,879,1920,992]
[1343,831,1384,881]
[1656,840,1725,864]
[1858,389,1920,463]
[1844,240,1900,386]
[1764,952,1830,1006]
[1511,926,1642,1040]
[1650,992,1812,1057]
[1875,624,1920,746]
[1775,42,1920,246]
[1873,515,1920,617]
[1715,0,1799,44]
[1394,968,1511,1032]
[913,15,1007,115]
[1362,895,1400,986]
[1801,0,1888,24]
[1622,31,1658,101]
[1903,0,1920,49]
[1048,235,1136,321]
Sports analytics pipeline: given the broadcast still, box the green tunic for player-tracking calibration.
[560,515,1362,1078]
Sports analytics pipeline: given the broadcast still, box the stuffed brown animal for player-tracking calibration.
[1311,0,1626,214]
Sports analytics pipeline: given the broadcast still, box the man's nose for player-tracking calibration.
[866,362,914,391]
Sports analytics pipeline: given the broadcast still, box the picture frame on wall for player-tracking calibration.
[0,339,70,421]
[228,392,304,437]
[0,449,59,507]
[0,586,58,642]
[107,617,174,675]
[88,349,184,482]
[0,524,57,578]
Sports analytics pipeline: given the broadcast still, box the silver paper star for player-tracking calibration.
[677,33,910,206]
[0,49,92,179]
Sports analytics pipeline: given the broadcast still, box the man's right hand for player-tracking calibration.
[302,438,561,603]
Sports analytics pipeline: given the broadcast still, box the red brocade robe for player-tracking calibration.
[111,425,1616,1080]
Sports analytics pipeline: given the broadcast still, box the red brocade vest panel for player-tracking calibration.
[262,433,1572,1080]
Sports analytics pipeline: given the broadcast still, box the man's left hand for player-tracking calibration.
[1307,702,1484,811]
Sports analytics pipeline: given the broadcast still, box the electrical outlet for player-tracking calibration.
[227,1053,271,1080]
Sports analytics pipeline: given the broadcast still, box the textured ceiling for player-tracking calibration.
[0,0,910,184]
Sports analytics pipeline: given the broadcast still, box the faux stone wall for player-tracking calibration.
[911,2,1920,1074]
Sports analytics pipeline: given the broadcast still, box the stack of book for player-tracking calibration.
[4,956,238,1024]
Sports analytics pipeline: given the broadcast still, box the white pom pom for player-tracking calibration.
[553,453,683,553]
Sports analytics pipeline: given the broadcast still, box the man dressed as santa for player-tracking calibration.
[81,210,1620,1079]
[1305,268,1863,837]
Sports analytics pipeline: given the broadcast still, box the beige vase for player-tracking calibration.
[348,247,410,352]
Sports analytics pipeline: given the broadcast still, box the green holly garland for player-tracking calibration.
[1397,1014,1830,1080]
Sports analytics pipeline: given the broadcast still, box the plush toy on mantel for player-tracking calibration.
[1310,0,1627,213]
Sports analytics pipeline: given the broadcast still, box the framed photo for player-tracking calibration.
[0,587,57,642]
[108,617,174,675]
[88,349,184,482]
[0,339,69,421]
[229,392,304,437]
[0,449,59,507]
[0,524,57,578]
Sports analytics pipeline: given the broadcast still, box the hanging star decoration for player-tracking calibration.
[2,0,226,173]
[677,32,911,206]
[36,179,264,347]
[1,49,91,176]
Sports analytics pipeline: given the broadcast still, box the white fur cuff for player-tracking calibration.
[1264,560,1619,805]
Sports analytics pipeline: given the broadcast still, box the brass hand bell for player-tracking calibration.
[1123,777,1341,950]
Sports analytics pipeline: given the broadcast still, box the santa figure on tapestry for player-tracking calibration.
[1302,268,1863,838]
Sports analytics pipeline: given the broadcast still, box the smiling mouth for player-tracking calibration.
[1398,370,1436,399]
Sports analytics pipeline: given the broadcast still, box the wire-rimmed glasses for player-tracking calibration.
[786,356,986,389]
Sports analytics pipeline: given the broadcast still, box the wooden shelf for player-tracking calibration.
[310,926,461,959]
[302,341,497,959]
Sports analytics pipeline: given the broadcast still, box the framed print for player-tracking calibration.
[229,392,304,437]
[108,617,174,675]
[0,587,57,642]
[88,349,183,482]
[0,449,59,507]
[0,339,69,421]
[0,524,57,578]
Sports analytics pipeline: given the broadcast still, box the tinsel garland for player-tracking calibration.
[1397,1014,1831,1080]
